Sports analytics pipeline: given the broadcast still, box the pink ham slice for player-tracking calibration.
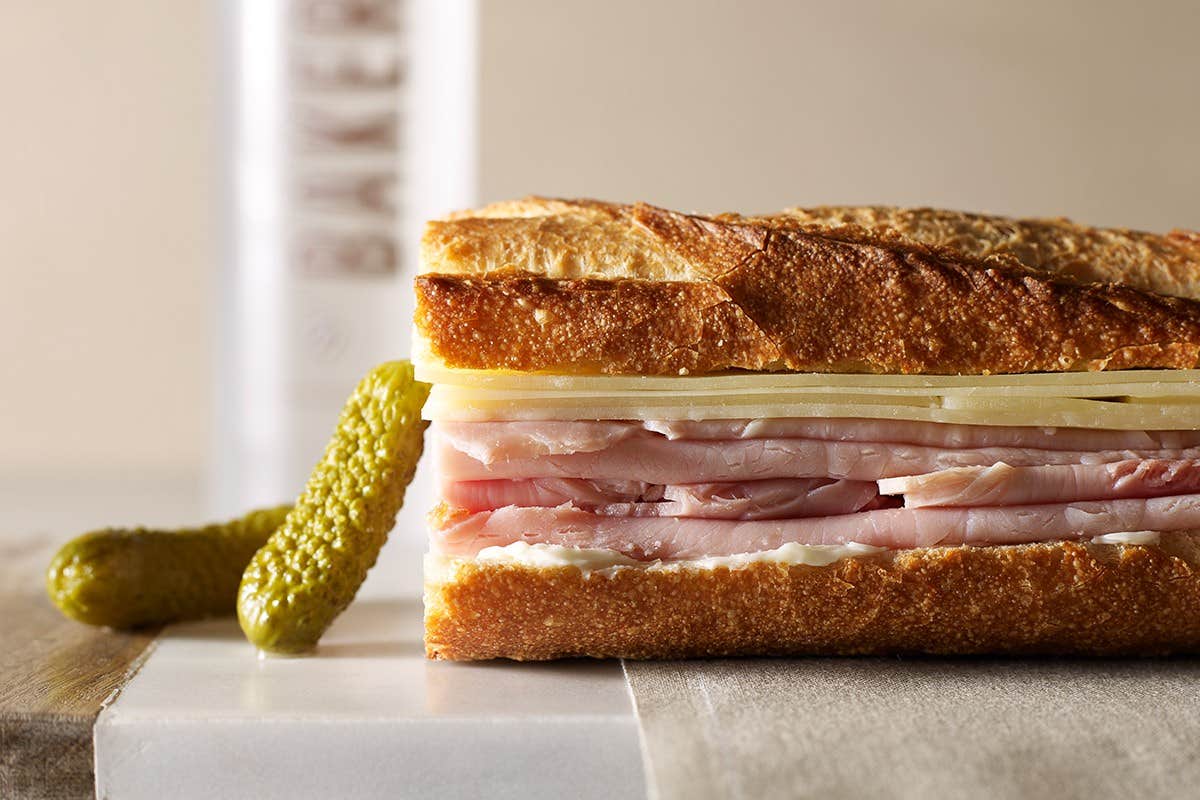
[435,435,1200,484]
[442,477,890,519]
[434,420,1200,463]
[643,419,1200,450]
[435,421,647,463]
[880,459,1200,508]
[444,478,656,511]
[431,496,1200,560]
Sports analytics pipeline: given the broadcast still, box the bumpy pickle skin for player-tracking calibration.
[237,360,430,654]
[45,505,292,629]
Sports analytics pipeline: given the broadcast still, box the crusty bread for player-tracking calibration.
[424,198,1200,297]
[424,535,1200,660]
[779,205,1200,299]
[416,198,1200,375]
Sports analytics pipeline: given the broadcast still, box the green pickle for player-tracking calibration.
[237,360,430,654]
[45,505,292,628]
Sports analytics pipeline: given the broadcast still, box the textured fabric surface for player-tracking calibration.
[625,658,1200,800]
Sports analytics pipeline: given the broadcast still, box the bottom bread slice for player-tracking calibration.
[424,535,1200,660]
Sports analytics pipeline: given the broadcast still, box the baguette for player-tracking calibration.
[416,199,1200,375]
[779,205,1200,299]
[425,534,1200,660]
[424,198,1200,296]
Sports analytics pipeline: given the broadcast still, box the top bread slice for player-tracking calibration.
[415,198,1200,375]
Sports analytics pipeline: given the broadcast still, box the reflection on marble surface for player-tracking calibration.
[117,596,635,720]
[96,591,645,799]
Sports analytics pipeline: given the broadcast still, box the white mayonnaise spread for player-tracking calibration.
[476,541,640,571]
[1090,531,1162,546]
[439,533,1164,577]
[468,540,886,575]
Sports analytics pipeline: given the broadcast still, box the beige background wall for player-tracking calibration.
[480,0,1199,228]
[2,1,1198,496]
[0,3,217,475]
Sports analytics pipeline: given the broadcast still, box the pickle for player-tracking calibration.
[237,360,430,654]
[45,505,291,628]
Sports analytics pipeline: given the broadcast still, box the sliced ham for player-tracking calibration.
[880,459,1200,508]
[435,421,649,463]
[442,477,889,519]
[434,419,1200,463]
[435,435,1200,484]
[643,419,1200,450]
[431,495,1200,560]
[443,478,657,511]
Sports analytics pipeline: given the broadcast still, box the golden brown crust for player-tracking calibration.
[415,274,784,374]
[416,198,1200,375]
[423,197,1200,296]
[424,536,1200,660]
[779,205,1200,299]
[414,267,1200,375]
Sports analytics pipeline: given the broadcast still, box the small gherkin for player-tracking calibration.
[46,505,292,629]
[237,360,430,654]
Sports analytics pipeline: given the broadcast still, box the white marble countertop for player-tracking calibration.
[94,543,645,800]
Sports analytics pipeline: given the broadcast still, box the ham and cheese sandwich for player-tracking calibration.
[414,198,1200,660]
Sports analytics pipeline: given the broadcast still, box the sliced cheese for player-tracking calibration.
[415,359,1200,397]
[424,387,1200,429]
[416,357,1200,429]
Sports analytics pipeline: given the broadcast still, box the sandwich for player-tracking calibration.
[414,197,1200,660]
